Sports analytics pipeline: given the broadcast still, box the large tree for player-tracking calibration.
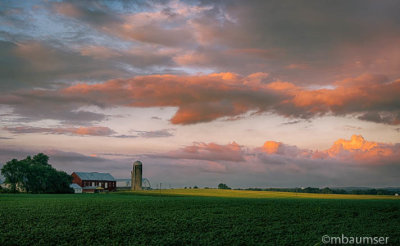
[0,159,26,192]
[0,153,73,193]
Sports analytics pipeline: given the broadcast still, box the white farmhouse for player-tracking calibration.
[70,183,82,194]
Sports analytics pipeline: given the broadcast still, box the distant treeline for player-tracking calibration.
[241,187,398,195]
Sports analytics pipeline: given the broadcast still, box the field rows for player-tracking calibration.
[1,191,399,245]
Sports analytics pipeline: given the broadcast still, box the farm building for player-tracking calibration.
[70,183,82,193]
[116,178,131,188]
[131,161,143,190]
[72,172,116,193]
[116,178,152,190]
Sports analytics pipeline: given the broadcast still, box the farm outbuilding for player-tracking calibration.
[70,183,82,193]
[116,178,151,190]
[72,172,116,193]
[116,179,131,188]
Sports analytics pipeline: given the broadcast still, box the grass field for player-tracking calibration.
[1,190,399,245]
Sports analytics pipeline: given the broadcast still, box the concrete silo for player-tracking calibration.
[131,161,142,190]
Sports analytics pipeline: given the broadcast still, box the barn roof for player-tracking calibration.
[116,178,130,182]
[70,183,82,189]
[74,172,115,181]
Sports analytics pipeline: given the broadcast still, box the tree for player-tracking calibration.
[0,159,27,192]
[218,183,231,190]
[321,187,333,194]
[0,153,73,193]
[33,153,50,166]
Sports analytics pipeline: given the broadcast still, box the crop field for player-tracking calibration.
[130,188,400,200]
[1,190,399,245]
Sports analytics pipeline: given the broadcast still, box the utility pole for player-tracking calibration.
[160,183,162,193]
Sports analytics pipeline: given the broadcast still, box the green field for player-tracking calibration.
[1,190,399,245]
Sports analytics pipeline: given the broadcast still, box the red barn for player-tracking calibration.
[72,172,116,193]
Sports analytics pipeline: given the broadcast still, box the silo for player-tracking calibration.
[131,161,142,190]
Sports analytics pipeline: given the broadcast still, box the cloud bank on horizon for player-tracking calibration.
[0,0,399,187]
[0,135,399,187]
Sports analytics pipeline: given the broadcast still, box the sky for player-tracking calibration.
[0,0,400,188]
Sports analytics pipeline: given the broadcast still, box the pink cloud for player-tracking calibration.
[4,126,115,136]
[3,73,400,125]
[325,135,398,162]
[262,141,281,154]
[286,63,310,70]
[156,134,400,165]
[259,135,400,164]
[164,141,245,162]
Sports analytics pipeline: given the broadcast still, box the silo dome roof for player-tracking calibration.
[133,160,142,166]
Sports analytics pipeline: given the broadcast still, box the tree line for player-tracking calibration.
[243,187,397,195]
[0,153,73,193]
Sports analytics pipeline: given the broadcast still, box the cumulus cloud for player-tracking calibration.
[152,134,400,166]
[138,135,400,187]
[258,135,400,164]
[325,135,400,163]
